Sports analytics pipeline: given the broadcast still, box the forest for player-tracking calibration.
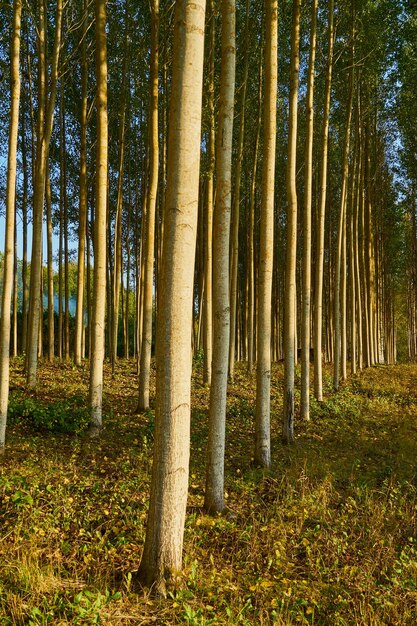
[1,0,417,623]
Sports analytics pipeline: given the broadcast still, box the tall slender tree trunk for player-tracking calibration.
[137,0,206,591]
[21,88,28,354]
[300,0,317,421]
[46,173,54,361]
[75,0,89,366]
[333,36,354,390]
[62,88,70,360]
[283,0,301,444]
[0,0,22,453]
[204,0,235,513]
[247,59,262,374]
[26,0,62,388]
[203,0,215,386]
[228,0,249,381]
[89,0,108,434]
[313,0,334,401]
[111,34,128,373]
[138,0,159,409]
[254,0,277,467]
[12,219,18,357]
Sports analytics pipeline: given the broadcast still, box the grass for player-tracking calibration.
[0,358,417,624]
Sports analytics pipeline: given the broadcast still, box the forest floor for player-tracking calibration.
[1,358,417,625]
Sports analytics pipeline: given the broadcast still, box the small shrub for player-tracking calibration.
[7,393,89,434]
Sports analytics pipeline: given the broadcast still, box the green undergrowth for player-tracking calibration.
[0,359,417,624]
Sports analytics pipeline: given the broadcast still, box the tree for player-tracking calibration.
[89,0,108,435]
[0,0,22,454]
[254,0,278,467]
[138,0,159,410]
[74,0,89,366]
[313,0,334,402]
[204,0,236,513]
[137,0,206,592]
[282,0,301,444]
[26,0,63,388]
[300,0,317,421]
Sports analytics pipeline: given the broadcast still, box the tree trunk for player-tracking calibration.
[26,0,62,388]
[46,173,54,361]
[333,34,353,390]
[89,0,108,435]
[0,0,22,453]
[137,0,206,591]
[300,0,317,421]
[138,0,159,409]
[247,59,262,373]
[254,0,277,467]
[204,0,235,514]
[313,0,334,401]
[228,0,249,381]
[21,86,28,354]
[203,0,215,386]
[283,0,301,445]
[111,33,128,373]
[75,0,89,366]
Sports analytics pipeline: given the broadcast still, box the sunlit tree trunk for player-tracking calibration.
[89,0,108,435]
[333,37,353,390]
[203,0,215,386]
[254,0,277,467]
[46,173,54,361]
[205,0,235,513]
[300,0,317,421]
[111,35,128,373]
[313,0,333,402]
[75,0,89,366]
[26,0,62,388]
[137,0,206,591]
[247,59,262,373]
[12,219,18,357]
[228,0,249,381]
[138,0,159,409]
[21,87,28,354]
[283,0,301,444]
[0,0,22,454]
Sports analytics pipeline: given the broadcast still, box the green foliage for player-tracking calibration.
[1,361,417,624]
[8,392,89,434]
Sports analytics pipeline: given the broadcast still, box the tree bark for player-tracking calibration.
[26,0,62,388]
[203,0,215,386]
[138,0,159,409]
[75,0,89,365]
[46,173,54,361]
[0,0,22,453]
[300,0,317,421]
[283,0,301,445]
[313,0,334,401]
[254,0,277,467]
[137,0,206,591]
[228,0,249,381]
[89,0,108,434]
[204,0,235,513]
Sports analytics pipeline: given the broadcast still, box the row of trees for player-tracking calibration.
[1,0,416,589]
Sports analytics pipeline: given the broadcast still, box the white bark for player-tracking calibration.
[138,0,206,591]
[0,0,22,453]
[283,0,301,444]
[254,0,277,468]
[300,0,317,421]
[89,0,108,434]
[138,0,159,409]
[204,0,236,514]
[313,0,334,401]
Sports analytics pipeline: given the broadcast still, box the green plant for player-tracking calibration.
[7,393,90,434]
